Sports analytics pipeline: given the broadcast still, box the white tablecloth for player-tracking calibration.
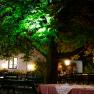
[38,84,94,94]
[55,84,72,94]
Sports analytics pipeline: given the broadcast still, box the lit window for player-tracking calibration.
[8,58,18,69]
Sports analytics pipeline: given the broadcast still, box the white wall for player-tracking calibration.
[0,54,32,72]
[0,60,8,69]
[75,60,83,73]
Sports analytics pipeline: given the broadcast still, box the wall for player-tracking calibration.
[0,54,31,72]
[75,60,83,73]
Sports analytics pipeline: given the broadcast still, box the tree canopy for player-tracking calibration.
[56,0,94,54]
[0,0,57,59]
[0,0,94,60]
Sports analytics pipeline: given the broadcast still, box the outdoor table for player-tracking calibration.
[69,88,94,94]
[37,84,58,94]
[37,84,94,94]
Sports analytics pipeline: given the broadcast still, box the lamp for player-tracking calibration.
[27,63,36,71]
[64,59,71,66]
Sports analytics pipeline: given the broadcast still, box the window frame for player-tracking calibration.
[8,57,18,69]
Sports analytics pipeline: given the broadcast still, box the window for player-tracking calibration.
[8,58,18,69]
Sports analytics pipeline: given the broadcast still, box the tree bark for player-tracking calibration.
[46,38,58,83]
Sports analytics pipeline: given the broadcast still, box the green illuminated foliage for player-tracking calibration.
[0,0,56,59]
[18,7,56,43]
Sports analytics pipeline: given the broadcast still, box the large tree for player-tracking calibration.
[0,0,94,83]
[0,0,58,83]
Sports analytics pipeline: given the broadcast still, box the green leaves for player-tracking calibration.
[0,0,56,59]
[18,7,56,44]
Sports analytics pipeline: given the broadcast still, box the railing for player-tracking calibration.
[57,73,94,84]
[0,79,37,94]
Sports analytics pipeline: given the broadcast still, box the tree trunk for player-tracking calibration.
[46,38,58,83]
